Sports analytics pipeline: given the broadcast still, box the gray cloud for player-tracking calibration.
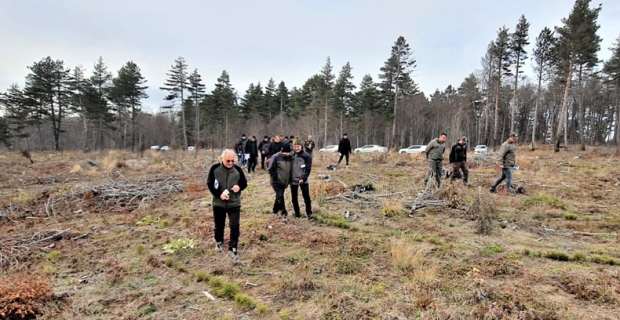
[1,0,619,112]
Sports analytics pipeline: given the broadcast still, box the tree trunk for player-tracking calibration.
[324,94,328,147]
[493,81,500,151]
[195,96,200,147]
[391,91,398,149]
[511,56,520,134]
[532,70,543,151]
[181,90,188,148]
[555,58,573,152]
[280,100,283,131]
[577,64,586,151]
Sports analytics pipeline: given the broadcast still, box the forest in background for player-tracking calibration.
[1,0,619,153]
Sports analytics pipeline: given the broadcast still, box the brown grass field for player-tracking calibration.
[0,145,619,320]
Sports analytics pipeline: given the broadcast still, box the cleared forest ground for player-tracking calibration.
[0,146,619,320]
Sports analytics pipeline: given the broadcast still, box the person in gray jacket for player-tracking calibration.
[290,139,314,220]
[425,133,447,188]
[206,149,248,261]
[490,133,517,194]
[268,144,293,222]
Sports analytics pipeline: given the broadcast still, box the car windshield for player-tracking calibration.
[409,145,420,149]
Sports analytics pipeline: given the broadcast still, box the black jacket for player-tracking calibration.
[304,140,316,153]
[207,162,248,208]
[244,140,259,157]
[258,139,270,155]
[449,142,467,163]
[268,152,292,187]
[235,138,247,154]
[338,138,351,154]
[268,141,283,158]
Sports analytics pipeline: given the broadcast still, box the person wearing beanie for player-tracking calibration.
[258,136,271,170]
[268,143,293,222]
[337,133,352,166]
[449,136,469,186]
[291,139,314,220]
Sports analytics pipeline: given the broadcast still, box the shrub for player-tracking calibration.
[163,238,196,254]
[564,213,578,220]
[591,255,620,266]
[0,275,54,319]
[335,257,361,274]
[234,293,256,310]
[259,233,269,241]
[544,250,570,261]
[196,271,210,282]
[523,194,568,210]
[136,215,159,226]
[47,250,61,263]
[214,282,240,299]
[257,305,270,314]
[381,200,406,217]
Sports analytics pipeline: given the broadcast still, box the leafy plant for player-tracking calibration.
[234,293,256,310]
[163,238,196,254]
[136,215,159,226]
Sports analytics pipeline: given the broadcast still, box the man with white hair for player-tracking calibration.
[207,149,247,261]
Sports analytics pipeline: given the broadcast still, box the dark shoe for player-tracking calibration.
[229,248,240,261]
[489,187,496,193]
[308,215,316,221]
[463,180,470,187]
[294,213,301,219]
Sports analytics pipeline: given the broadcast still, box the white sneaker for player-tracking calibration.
[215,242,223,252]
[230,248,240,261]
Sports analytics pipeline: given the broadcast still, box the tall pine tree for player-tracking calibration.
[490,27,512,149]
[509,15,530,134]
[161,57,190,147]
[187,69,206,146]
[531,27,556,150]
[110,61,148,151]
[333,62,356,136]
[319,57,335,146]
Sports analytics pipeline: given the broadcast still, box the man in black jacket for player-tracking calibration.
[235,134,248,167]
[291,139,314,220]
[304,135,316,157]
[268,144,293,222]
[206,149,248,261]
[267,135,284,161]
[258,136,270,170]
[244,136,259,173]
[337,133,352,166]
[449,136,469,186]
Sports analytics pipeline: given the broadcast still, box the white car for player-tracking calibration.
[354,145,388,154]
[187,146,195,151]
[474,145,488,154]
[150,145,160,150]
[398,145,427,154]
[160,146,170,151]
[319,145,338,153]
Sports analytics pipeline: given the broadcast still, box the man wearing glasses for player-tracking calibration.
[207,149,248,261]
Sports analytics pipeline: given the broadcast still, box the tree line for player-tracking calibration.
[1,0,619,153]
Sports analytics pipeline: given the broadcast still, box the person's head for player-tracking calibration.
[264,135,269,141]
[274,135,281,142]
[250,135,256,142]
[241,134,246,140]
[438,133,447,143]
[508,133,517,143]
[307,135,312,141]
[281,144,292,157]
[343,133,348,139]
[459,136,467,145]
[284,136,289,140]
[290,135,295,140]
[293,139,303,153]
[221,149,236,168]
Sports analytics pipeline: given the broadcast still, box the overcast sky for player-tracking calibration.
[1,0,619,112]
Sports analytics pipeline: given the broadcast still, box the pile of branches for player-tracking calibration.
[1,229,73,270]
[325,183,406,208]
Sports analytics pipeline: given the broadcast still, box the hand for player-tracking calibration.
[499,165,504,169]
[231,185,240,193]
[299,179,304,184]
[262,151,265,154]
[220,193,230,201]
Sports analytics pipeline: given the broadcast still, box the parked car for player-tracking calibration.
[160,146,170,151]
[319,145,338,153]
[187,146,195,151]
[474,145,488,154]
[398,145,427,154]
[150,145,160,150]
[354,145,388,154]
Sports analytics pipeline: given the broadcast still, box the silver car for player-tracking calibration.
[474,145,488,154]
[319,145,338,153]
[398,145,427,154]
[354,145,388,154]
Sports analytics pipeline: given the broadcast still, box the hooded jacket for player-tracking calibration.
[268,152,292,187]
[207,162,248,208]
[291,150,312,185]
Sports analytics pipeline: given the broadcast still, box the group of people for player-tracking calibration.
[210,131,518,261]
[234,134,317,173]
[424,132,518,194]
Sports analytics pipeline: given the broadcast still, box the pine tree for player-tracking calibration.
[68,66,93,150]
[187,69,206,146]
[263,78,278,123]
[209,71,236,147]
[23,57,71,151]
[0,84,29,148]
[275,81,290,130]
[603,35,620,148]
[379,36,417,148]
[90,57,114,150]
[509,15,530,134]
[532,27,556,150]
[490,27,512,149]
[161,57,190,147]
[554,0,602,152]
[110,61,149,151]
[319,57,335,146]
[333,62,356,136]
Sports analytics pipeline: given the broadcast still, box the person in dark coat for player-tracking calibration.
[244,136,259,173]
[267,135,284,161]
[449,136,469,186]
[337,133,352,166]
[206,149,248,261]
[235,134,248,166]
[258,136,271,170]
[268,144,293,222]
[291,139,314,220]
[304,135,316,157]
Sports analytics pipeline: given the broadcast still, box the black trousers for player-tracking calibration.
[247,156,257,172]
[291,184,312,217]
[451,161,469,181]
[272,184,288,215]
[261,154,267,169]
[338,153,350,165]
[213,206,240,250]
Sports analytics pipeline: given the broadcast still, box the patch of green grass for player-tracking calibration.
[426,235,442,245]
[563,213,578,220]
[257,305,270,314]
[165,257,174,268]
[484,244,504,254]
[259,233,269,241]
[158,219,170,228]
[196,271,210,282]
[214,282,240,299]
[591,255,620,266]
[278,311,291,320]
[234,293,256,310]
[163,238,196,254]
[523,194,568,210]
[136,215,159,226]
[134,244,145,255]
[285,251,305,265]
[315,213,353,230]
[571,252,587,262]
[544,250,570,261]
[209,276,223,288]
[140,304,157,316]
[47,250,61,263]
[335,257,361,274]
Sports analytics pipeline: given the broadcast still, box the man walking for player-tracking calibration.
[235,134,248,167]
[206,150,248,261]
[268,144,293,222]
[490,133,517,194]
[268,135,284,161]
[258,136,270,170]
[337,133,352,166]
[449,136,469,186]
[291,139,314,220]
[304,135,316,157]
[245,135,259,173]
[425,133,447,188]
